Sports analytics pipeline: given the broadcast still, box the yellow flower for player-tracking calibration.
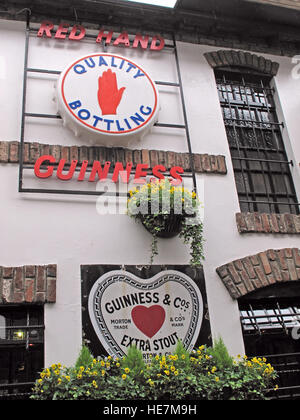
[124,367,130,374]
[37,379,43,384]
[148,379,154,387]
[100,361,105,367]
[80,366,85,372]
[122,374,127,380]
[174,370,179,376]
[77,373,82,379]
[215,377,220,382]
[57,378,62,384]
[164,370,170,376]
[65,376,70,381]
[40,372,45,379]
[155,355,160,360]
[274,385,279,391]
[116,363,120,367]
[181,355,185,360]
[51,364,56,370]
[92,380,98,388]
[101,370,105,376]
[211,366,217,373]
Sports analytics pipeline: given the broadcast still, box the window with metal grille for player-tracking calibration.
[215,70,299,214]
[0,306,44,399]
[240,300,300,335]
[239,295,300,400]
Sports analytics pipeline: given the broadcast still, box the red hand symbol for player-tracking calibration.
[97,69,126,115]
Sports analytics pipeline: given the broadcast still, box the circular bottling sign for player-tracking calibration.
[57,53,159,143]
[88,270,203,361]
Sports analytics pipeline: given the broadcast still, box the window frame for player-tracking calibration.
[215,68,299,215]
[0,305,44,399]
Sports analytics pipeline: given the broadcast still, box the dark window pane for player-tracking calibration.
[0,306,44,398]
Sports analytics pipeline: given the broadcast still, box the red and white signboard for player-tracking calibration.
[56,53,159,144]
[88,270,203,360]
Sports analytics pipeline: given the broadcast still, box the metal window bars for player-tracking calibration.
[0,306,44,399]
[240,302,300,335]
[263,352,300,400]
[0,308,44,350]
[215,70,300,215]
[18,11,197,198]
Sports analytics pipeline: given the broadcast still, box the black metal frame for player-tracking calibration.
[215,70,299,214]
[0,305,44,399]
[18,12,197,197]
[239,299,300,400]
[240,302,300,336]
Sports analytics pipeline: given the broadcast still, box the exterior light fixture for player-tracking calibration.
[14,330,25,340]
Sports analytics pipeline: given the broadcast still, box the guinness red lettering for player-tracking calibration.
[34,155,184,185]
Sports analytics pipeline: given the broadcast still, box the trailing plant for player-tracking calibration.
[31,341,278,400]
[127,178,204,266]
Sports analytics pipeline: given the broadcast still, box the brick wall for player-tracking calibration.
[204,50,279,75]
[216,248,300,299]
[0,140,227,175]
[236,212,300,234]
[0,264,56,304]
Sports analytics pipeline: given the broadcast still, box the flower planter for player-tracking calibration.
[139,213,185,238]
[127,179,204,266]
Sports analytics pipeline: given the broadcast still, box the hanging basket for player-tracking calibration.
[138,212,185,238]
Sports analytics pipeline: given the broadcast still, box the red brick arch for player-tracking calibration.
[204,49,279,76]
[216,248,300,299]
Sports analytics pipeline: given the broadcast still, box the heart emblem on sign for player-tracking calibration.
[131,305,166,338]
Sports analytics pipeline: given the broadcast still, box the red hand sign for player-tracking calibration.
[97,69,126,115]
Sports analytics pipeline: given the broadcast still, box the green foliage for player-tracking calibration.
[74,345,94,370]
[31,342,278,400]
[206,337,233,370]
[121,345,146,379]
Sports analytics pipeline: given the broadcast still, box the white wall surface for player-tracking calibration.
[0,20,299,365]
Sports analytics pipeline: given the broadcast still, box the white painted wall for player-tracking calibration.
[0,20,299,365]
